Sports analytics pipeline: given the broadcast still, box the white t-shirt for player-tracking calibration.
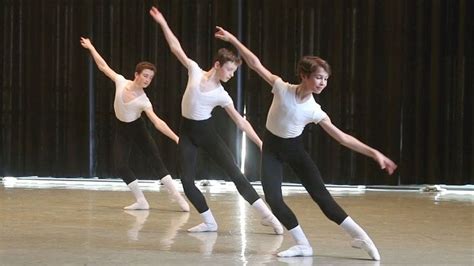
[181,60,233,120]
[266,78,328,138]
[113,75,152,122]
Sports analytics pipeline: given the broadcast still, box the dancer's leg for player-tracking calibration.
[261,147,311,256]
[289,145,379,260]
[288,149,347,224]
[123,180,150,210]
[114,122,149,210]
[160,175,190,212]
[133,119,189,211]
[203,132,282,234]
[341,217,380,261]
[178,133,217,232]
[187,209,218,233]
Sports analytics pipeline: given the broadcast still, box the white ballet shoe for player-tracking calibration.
[187,222,218,233]
[261,215,284,235]
[351,238,381,261]
[277,245,313,257]
[123,201,149,210]
[169,192,190,212]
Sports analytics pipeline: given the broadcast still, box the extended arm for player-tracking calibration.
[80,37,118,81]
[149,6,191,68]
[319,117,398,175]
[224,105,263,150]
[214,26,279,86]
[144,107,179,144]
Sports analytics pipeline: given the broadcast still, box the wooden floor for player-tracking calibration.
[0,178,473,265]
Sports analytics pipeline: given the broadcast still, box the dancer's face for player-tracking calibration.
[302,67,328,94]
[216,61,238,83]
[135,69,155,88]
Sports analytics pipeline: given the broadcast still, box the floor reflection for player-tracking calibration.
[277,256,314,265]
[160,212,190,250]
[252,234,284,265]
[124,210,150,241]
[188,232,218,256]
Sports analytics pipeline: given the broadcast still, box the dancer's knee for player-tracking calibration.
[265,194,285,211]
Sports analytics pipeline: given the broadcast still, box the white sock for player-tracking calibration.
[160,175,190,212]
[340,216,380,261]
[124,180,149,210]
[277,225,312,257]
[289,225,310,246]
[187,209,218,232]
[340,216,370,239]
[252,199,284,235]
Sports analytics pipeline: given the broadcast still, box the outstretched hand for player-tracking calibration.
[214,26,234,42]
[373,151,398,175]
[149,6,165,24]
[80,37,93,50]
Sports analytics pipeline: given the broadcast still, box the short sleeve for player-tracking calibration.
[187,60,201,76]
[219,89,233,108]
[142,97,152,110]
[271,78,286,95]
[114,75,126,89]
[312,105,328,124]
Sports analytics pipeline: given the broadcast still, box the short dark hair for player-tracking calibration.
[296,56,331,79]
[135,61,157,74]
[213,48,242,66]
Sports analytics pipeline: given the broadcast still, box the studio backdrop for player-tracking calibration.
[1,0,472,185]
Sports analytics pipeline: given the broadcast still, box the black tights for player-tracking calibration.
[113,118,169,184]
[261,130,348,230]
[178,117,260,213]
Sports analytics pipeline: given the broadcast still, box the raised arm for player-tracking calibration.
[149,6,191,69]
[224,105,263,150]
[80,37,118,81]
[144,107,179,144]
[214,26,279,87]
[319,117,398,175]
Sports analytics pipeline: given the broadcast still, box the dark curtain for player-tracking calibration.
[242,0,473,185]
[1,0,472,184]
[1,0,91,177]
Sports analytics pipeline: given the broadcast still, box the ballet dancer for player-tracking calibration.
[216,26,397,260]
[149,6,282,234]
[80,37,189,212]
